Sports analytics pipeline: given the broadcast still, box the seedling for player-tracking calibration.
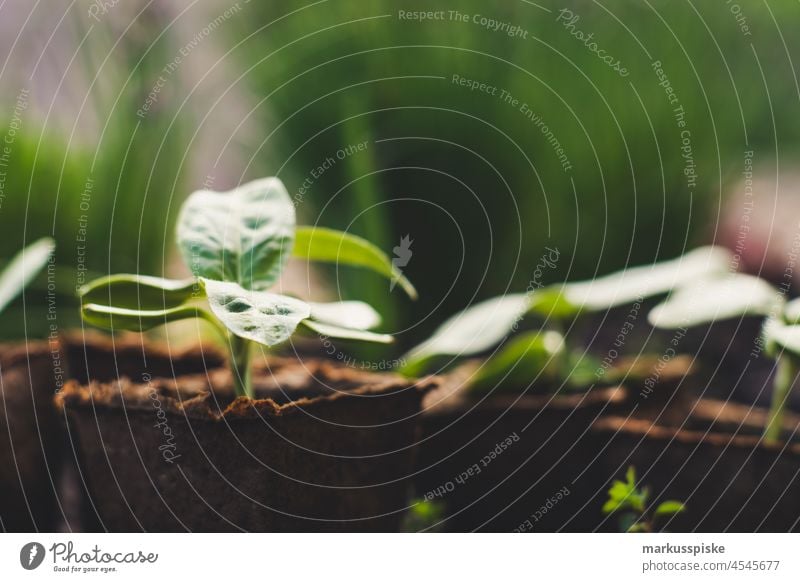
[402,247,732,393]
[602,466,685,532]
[402,499,445,532]
[79,177,416,398]
[0,238,55,315]
[648,271,800,442]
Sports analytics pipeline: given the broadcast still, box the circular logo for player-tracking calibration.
[19,542,45,570]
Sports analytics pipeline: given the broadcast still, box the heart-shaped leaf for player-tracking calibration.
[201,278,311,347]
[763,318,800,359]
[79,274,196,310]
[177,178,295,290]
[293,226,417,299]
[299,318,393,344]
[648,273,781,329]
[0,237,55,314]
[308,300,381,330]
[404,294,530,370]
[562,246,733,312]
[81,303,214,332]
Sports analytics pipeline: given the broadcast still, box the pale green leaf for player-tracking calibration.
[563,246,732,311]
[654,500,686,517]
[468,331,564,394]
[293,226,417,300]
[648,273,781,329]
[404,294,530,371]
[300,318,393,344]
[81,303,213,332]
[79,274,196,310]
[308,300,381,330]
[763,318,800,359]
[0,238,55,313]
[177,178,295,290]
[201,278,310,347]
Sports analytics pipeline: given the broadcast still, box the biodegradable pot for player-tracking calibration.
[414,363,628,532]
[0,341,63,531]
[413,356,694,532]
[57,356,436,532]
[588,399,800,532]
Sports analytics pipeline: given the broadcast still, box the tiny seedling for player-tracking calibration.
[401,247,732,393]
[79,177,416,398]
[602,466,685,533]
[402,498,445,532]
[0,238,55,315]
[648,271,800,442]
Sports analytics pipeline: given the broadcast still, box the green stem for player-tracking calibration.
[230,335,253,398]
[764,354,797,443]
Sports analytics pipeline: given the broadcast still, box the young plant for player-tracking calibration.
[602,466,685,532]
[79,177,416,398]
[402,499,445,532]
[401,246,732,392]
[0,238,55,315]
[648,271,798,442]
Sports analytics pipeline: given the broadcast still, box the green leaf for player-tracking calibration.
[0,237,55,314]
[308,300,381,330]
[468,331,564,394]
[177,178,295,290]
[654,500,686,517]
[562,246,732,311]
[81,303,213,332]
[201,278,311,347]
[299,318,393,344]
[403,294,530,372]
[526,287,582,320]
[763,318,800,359]
[293,226,417,300]
[648,273,781,329]
[783,298,800,324]
[79,274,196,310]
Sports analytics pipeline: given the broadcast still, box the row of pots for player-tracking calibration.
[1,334,799,531]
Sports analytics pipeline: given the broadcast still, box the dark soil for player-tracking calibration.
[57,353,436,532]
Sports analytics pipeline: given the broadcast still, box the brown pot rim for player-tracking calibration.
[593,413,800,453]
[55,358,439,422]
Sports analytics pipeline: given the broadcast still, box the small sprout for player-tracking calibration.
[649,272,798,442]
[602,466,685,533]
[402,498,445,532]
[79,178,414,398]
[401,246,732,392]
[0,238,55,314]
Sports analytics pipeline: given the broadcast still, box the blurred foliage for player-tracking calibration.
[228,0,800,349]
[0,7,188,339]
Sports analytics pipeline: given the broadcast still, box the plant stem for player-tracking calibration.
[764,354,797,443]
[230,335,253,398]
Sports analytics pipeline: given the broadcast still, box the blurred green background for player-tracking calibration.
[1,0,798,351]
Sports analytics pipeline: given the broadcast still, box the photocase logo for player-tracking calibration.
[390,234,413,291]
[19,542,45,570]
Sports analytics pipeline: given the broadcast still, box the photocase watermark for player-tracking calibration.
[20,542,45,570]
[513,486,571,532]
[75,176,94,293]
[640,326,688,399]
[390,234,413,291]
[144,373,181,464]
[512,247,561,331]
[46,251,66,393]
[652,60,697,193]
[596,295,643,379]
[317,334,406,371]
[424,432,520,501]
[730,150,755,274]
[87,0,123,22]
[556,9,628,77]
[751,225,800,359]
[725,0,752,37]
[137,1,250,118]
[397,10,529,39]
[0,87,29,212]
[294,140,369,206]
